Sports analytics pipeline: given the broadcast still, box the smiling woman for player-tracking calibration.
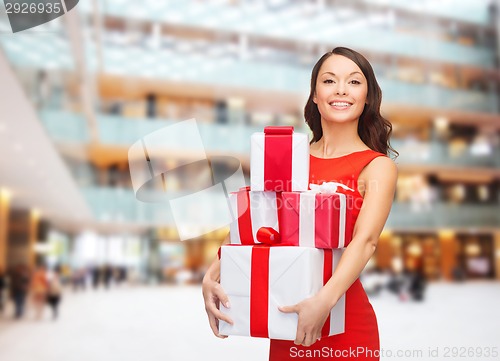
[269,47,398,361]
[202,47,398,361]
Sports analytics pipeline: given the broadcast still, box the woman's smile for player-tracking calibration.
[328,100,353,110]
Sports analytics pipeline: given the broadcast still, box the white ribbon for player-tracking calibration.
[308,181,354,194]
[299,193,316,248]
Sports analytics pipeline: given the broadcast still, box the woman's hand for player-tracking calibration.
[279,293,333,347]
[202,273,233,339]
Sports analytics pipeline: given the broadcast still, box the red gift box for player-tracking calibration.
[280,191,355,248]
[250,126,309,192]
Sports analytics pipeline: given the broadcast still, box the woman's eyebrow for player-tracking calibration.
[321,71,363,77]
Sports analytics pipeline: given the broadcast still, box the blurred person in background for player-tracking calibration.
[103,264,113,289]
[360,267,387,297]
[72,267,87,292]
[0,265,6,314]
[31,262,48,320]
[91,265,100,289]
[46,265,63,320]
[203,47,397,361]
[396,269,413,302]
[452,261,466,282]
[60,264,72,286]
[408,267,426,302]
[9,264,30,319]
[113,266,127,287]
[113,266,121,286]
[119,266,128,285]
[35,70,51,109]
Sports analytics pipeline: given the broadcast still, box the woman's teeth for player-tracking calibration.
[329,102,351,107]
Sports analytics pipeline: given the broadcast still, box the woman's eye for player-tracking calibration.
[350,80,361,85]
[323,79,334,84]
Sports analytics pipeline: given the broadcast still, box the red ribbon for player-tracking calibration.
[263,126,294,192]
[236,186,255,245]
[321,249,333,337]
[250,246,270,338]
[234,187,283,245]
[217,245,271,337]
[256,227,281,245]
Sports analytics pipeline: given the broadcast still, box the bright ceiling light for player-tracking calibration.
[31,208,41,219]
[434,116,449,131]
[0,188,12,200]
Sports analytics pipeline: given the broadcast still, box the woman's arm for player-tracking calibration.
[202,232,233,338]
[319,156,398,306]
[280,156,398,346]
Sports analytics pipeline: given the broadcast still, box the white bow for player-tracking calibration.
[308,181,354,194]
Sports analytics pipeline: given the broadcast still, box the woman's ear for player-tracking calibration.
[313,93,317,104]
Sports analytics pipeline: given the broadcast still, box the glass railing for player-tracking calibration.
[40,110,500,168]
[97,113,265,153]
[41,46,500,114]
[390,139,500,168]
[76,0,494,68]
[0,32,73,70]
[82,187,180,225]
[102,49,497,112]
[386,202,500,229]
[39,110,266,152]
[0,4,492,71]
[359,0,492,26]
[3,39,497,114]
[83,0,493,27]
[82,187,228,227]
[379,79,497,114]
[83,187,500,229]
[39,110,89,142]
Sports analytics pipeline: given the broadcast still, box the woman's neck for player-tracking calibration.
[315,118,367,157]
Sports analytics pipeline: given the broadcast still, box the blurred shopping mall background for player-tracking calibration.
[0,0,500,360]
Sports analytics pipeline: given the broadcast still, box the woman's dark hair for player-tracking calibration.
[304,47,398,158]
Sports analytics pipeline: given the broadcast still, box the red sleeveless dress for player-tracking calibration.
[269,149,386,361]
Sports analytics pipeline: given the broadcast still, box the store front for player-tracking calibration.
[375,231,497,281]
[456,234,495,279]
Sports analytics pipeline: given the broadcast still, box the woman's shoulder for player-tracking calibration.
[361,155,397,181]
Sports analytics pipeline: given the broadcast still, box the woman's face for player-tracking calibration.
[313,54,368,125]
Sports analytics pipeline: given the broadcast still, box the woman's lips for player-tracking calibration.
[328,101,353,111]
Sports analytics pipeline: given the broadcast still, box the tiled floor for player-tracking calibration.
[0,281,499,361]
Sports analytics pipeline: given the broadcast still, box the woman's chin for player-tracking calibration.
[322,115,360,125]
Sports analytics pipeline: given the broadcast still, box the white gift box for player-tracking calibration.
[219,246,345,340]
[250,126,309,192]
[229,188,280,245]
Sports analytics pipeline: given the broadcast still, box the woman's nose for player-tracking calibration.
[335,84,347,95]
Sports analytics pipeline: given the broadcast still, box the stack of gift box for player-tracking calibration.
[218,126,356,341]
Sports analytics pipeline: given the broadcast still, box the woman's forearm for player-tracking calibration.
[317,236,377,309]
[203,257,221,283]
[203,232,230,283]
